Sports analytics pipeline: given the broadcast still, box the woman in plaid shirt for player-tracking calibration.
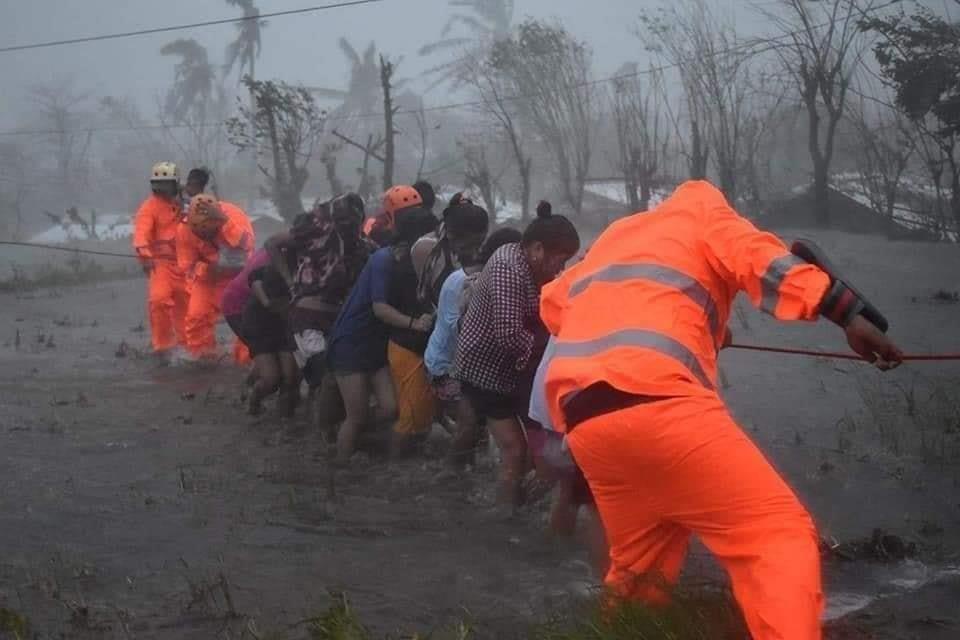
[455,201,581,514]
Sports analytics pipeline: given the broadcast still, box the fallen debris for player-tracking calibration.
[821,529,918,562]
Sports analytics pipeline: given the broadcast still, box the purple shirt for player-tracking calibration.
[221,248,271,317]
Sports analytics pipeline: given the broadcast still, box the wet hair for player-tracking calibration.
[292,212,315,232]
[479,227,523,265]
[187,167,210,188]
[395,207,438,245]
[521,201,580,256]
[413,181,436,211]
[442,192,490,238]
[330,192,365,223]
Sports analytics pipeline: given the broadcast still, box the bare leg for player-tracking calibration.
[277,352,301,418]
[369,366,398,426]
[488,416,528,510]
[312,373,344,444]
[447,396,481,470]
[582,504,610,580]
[549,476,580,537]
[334,372,372,464]
[248,354,280,416]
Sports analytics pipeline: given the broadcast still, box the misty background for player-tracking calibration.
[0,0,956,244]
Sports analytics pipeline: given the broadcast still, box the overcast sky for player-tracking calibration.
[0,0,756,124]
[0,0,949,130]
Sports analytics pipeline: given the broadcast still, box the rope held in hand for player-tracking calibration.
[729,343,960,362]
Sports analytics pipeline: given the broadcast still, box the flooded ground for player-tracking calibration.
[1,229,959,638]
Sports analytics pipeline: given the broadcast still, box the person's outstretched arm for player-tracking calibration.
[699,183,902,368]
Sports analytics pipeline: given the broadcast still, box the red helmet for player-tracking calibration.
[382,185,423,217]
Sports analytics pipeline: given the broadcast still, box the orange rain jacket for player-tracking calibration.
[539,181,833,639]
[177,201,255,357]
[133,193,188,352]
[539,180,831,430]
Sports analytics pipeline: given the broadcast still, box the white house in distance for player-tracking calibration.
[29,198,305,248]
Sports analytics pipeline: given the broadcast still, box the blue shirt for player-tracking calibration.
[328,247,393,352]
[424,269,467,377]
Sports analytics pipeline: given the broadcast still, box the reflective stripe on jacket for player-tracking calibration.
[540,180,832,432]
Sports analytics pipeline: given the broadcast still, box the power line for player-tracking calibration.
[0,0,386,54]
[0,0,902,139]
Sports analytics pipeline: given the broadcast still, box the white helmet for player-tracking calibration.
[150,162,179,182]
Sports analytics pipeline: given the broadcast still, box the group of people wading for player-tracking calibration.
[134,160,905,640]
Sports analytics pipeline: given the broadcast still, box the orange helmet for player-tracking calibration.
[382,185,423,217]
[187,194,225,238]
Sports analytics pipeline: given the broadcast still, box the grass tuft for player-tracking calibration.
[307,592,370,640]
[0,607,30,640]
[532,583,748,640]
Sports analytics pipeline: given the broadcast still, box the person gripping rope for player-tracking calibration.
[133,162,189,358]
[265,194,374,434]
[537,180,903,640]
[455,201,581,515]
[222,213,313,383]
[327,189,437,464]
[177,194,255,361]
[429,225,523,471]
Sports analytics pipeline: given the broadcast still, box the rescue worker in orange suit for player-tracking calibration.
[177,194,255,361]
[133,162,189,358]
[537,180,904,640]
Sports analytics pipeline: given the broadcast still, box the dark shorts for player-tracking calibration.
[460,382,526,422]
[327,337,389,375]
[241,305,296,357]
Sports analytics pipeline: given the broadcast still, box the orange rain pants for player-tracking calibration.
[183,275,231,358]
[567,395,823,640]
[146,262,189,352]
[133,193,188,353]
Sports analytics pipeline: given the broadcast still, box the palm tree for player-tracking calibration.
[160,39,216,123]
[312,39,382,117]
[419,0,515,86]
[223,0,265,82]
[223,0,265,208]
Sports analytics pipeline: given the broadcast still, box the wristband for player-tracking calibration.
[820,280,864,327]
[408,316,414,329]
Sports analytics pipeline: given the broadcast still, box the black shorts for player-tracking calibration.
[240,305,296,357]
[460,382,526,421]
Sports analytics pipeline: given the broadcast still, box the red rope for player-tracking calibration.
[729,343,960,362]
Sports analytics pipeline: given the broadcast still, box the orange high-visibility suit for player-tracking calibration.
[539,181,832,640]
[133,194,188,353]
[177,202,255,358]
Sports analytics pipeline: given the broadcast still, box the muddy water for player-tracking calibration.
[825,561,960,620]
[2,229,960,639]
